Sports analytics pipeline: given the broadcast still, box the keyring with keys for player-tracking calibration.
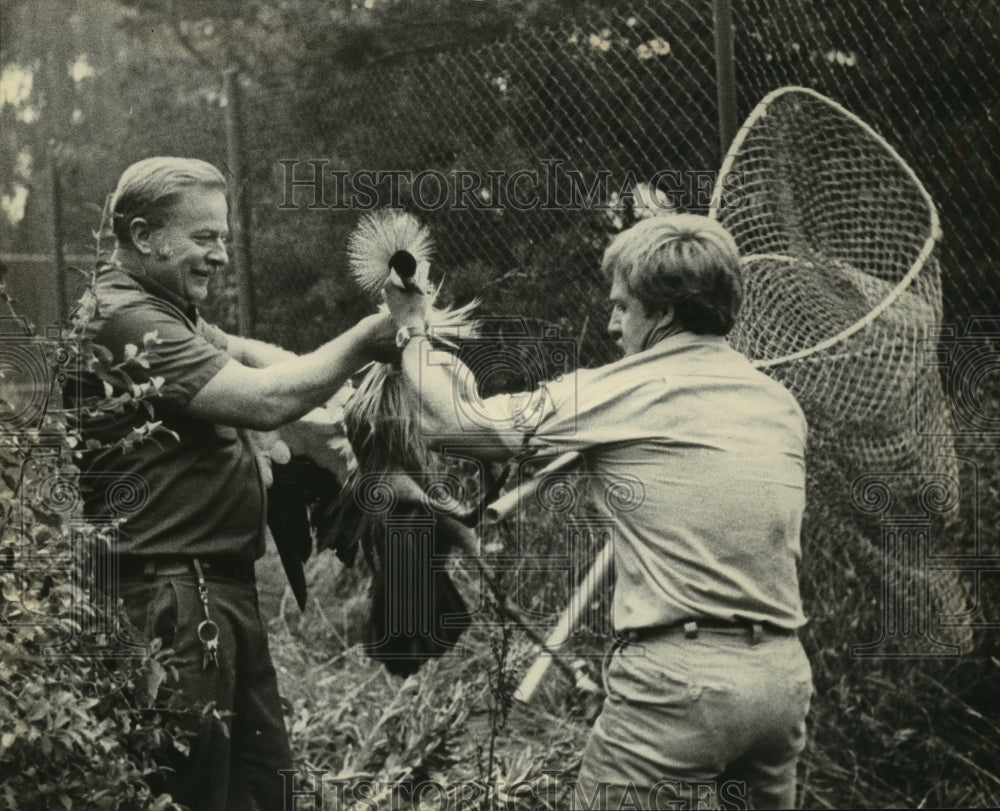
[192,559,221,670]
[198,619,220,669]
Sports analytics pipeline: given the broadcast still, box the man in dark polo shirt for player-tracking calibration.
[384,214,814,810]
[69,157,393,810]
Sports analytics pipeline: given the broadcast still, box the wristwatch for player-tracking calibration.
[395,325,427,349]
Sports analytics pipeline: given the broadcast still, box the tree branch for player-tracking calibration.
[166,0,216,71]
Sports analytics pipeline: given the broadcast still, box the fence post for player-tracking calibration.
[224,68,256,337]
[713,0,738,164]
[50,142,67,322]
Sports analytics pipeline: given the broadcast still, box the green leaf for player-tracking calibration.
[135,658,168,708]
[90,344,114,366]
[27,700,50,722]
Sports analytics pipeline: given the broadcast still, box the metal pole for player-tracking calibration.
[713,0,739,164]
[224,68,256,336]
[484,452,583,524]
[514,541,613,702]
[50,143,67,322]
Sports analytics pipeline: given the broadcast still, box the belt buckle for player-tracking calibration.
[200,558,232,581]
[141,558,190,579]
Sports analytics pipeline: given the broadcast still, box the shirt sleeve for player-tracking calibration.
[522,369,591,451]
[97,301,230,409]
[196,318,230,353]
[526,367,647,451]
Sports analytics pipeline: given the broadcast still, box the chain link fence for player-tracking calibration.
[736,0,1000,326]
[269,0,999,658]
[306,0,720,370]
[277,0,999,368]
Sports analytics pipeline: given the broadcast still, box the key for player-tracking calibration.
[198,620,220,669]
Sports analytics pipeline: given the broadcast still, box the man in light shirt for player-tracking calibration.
[385,213,813,810]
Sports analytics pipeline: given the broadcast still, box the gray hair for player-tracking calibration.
[111,157,227,247]
[602,213,742,336]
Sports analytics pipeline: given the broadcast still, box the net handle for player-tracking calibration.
[708,86,942,369]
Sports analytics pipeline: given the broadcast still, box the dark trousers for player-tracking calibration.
[121,574,292,811]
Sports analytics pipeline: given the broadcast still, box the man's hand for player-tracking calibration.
[247,429,292,489]
[358,310,397,344]
[383,281,428,330]
[359,309,400,362]
[186,309,400,431]
[278,403,357,483]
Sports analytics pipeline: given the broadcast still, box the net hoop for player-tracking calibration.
[709,86,942,369]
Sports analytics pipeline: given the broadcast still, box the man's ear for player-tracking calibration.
[654,303,676,331]
[128,218,153,255]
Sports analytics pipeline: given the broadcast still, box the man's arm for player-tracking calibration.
[385,285,525,461]
[185,312,392,431]
[225,334,299,368]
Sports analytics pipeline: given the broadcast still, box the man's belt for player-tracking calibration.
[624,617,797,644]
[117,555,255,584]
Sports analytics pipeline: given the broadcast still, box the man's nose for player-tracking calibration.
[206,240,228,266]
[607,313,620,337]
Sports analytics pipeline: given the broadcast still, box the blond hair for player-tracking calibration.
[602,213,742,335]
[111,157,227,247]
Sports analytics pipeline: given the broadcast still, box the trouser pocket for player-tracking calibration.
[120,578,179,651]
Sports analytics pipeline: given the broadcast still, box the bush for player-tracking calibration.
[0,304,200,810]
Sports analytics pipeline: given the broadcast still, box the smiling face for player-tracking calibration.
[607,271,667,356]
[143,188,230,306]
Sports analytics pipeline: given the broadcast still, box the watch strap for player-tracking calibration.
[395,325,427,349]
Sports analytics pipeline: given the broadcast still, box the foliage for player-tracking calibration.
[793,438,1000,808]
[0,420,188,810]
[268,539,594,811]
[0,281,201,810]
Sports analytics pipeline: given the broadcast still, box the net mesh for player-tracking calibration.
[712,88,968,650]
[713,88,949,457]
